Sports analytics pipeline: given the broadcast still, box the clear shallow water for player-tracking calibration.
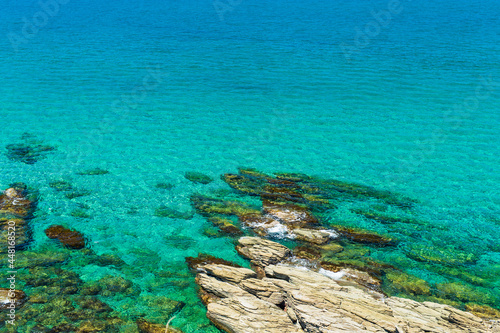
[0,0,499,331]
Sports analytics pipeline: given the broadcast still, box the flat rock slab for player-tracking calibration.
[207,296,302,333]
[236,236,291,266]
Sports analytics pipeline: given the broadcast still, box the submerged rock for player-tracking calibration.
[45,225,86,249]
[70,208,91,219]
[384,269,431,296]
[407,244,478,266]
[136,318,183,333]
[208,216,242,235]
[164,235,197,250]
[191,194,259,217]
[155,182,175,190]
[77,168,109,175]
[185,171,213,184]
[5,134,56,165]
[65,189,91,199]
[223,173,267,196]
[334,225,397,247]
[49,180,74,191]
[97,275,140,297]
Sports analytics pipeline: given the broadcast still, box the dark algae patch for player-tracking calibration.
[184,171,213,184]
[77,167,110,175]
[4,133,56,165]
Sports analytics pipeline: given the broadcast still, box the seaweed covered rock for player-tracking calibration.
[45,225,86,249]
[155,206,194,219]
[186,253,242,272]
[222,173,267,196]
[190,194,259,217]
[0,187,35,218]
[97,275,140,296]
[407,244,478,266]
[49,180,74,191]
[334,225,397,247]
[136,318,184,333]
[5,133,56,165]
[384,270,431,296]
[208,216,242,235]
[49,180,91,199]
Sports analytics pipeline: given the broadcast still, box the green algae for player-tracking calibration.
[333,225,397,247]
[202,225,222,238]
[97,275,140,297]
[436,282,495,304]
[0,250,70,269]
[465,303,500,319]
[165,235,197,250]
[352,209,425,226]
[407,244,479,266]
[155,206,194,219]
[190,194,260,217]
[384,270,431,296]
[208,216,242,235]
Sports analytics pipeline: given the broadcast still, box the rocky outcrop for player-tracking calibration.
[0,288,27,310]
[193,237,500,333]
[236,237,291,266]
[207,296,302,333]
[292,228,331,245]
[0,186,36,252]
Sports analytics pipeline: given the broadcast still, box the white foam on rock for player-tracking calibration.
[266,223,289,239]
[321,229,339,239]
[319,268,345,280]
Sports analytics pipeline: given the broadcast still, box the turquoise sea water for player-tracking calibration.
[0,0,499,331]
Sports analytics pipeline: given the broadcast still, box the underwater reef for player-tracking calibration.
[0,167,498,332]
[0,185,188,333]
